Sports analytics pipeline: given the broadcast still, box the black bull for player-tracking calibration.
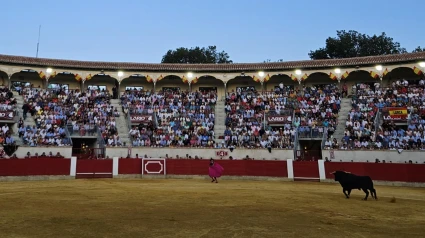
[331,171,378,200]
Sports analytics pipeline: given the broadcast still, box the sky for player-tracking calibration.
[1,0,424,64]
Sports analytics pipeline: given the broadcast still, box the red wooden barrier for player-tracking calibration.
[76,159,113,179]
[165,159,288,177]
[324,162,425,183]
[0,158,70,176]
[118,159,143,174]
[293,161,319,180]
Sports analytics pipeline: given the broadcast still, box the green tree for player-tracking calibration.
[161,46,232,64]
[412,46,425,52]
[309,30,409,60]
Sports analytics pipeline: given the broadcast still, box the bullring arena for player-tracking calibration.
[1,53,425,237]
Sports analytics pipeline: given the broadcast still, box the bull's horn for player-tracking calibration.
[330,171,336,174]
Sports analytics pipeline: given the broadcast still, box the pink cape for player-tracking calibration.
[209,163,224,178]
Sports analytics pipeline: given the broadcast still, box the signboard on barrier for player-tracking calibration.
[267,115,290,124]
[130,115,153,123]
[383,107,408,121]
[141,158,166,176]
[0,111,14,120]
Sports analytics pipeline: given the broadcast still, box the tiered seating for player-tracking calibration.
[332,83,379,150]
[21,87,70,146]
[124,89,217,147]
[376,81,425,150]
[294,84,340,140]
[337,80,425,150]
[0,87,17,145]
[121,89,155,117]
[64,89,120,146]
[223,88,296,149]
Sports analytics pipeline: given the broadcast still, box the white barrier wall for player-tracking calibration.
[1,146,73,158]
[322,150,425,164]
[105,147,294,160]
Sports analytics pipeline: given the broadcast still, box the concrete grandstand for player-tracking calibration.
[1,52,425,163]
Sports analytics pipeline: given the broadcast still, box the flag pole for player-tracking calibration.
[36,25,41,58]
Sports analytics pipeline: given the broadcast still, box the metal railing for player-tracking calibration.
[72,148,106,160]
[407,110,414,126]
[293,128,299,160]
[64,124,73,146]
[297,126,327,139]
[126,109,132,131]
[320,128,328,149]
[153,110,159,128]
[125,109,134,146]
[373,110,381,137]
[96,127,106,149]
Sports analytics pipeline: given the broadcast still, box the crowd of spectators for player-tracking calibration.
[0,87,17,146]
[327,78,425,151]
[12,78,425,153]
[293,84,340,139]
[19,86,122,147]
[63,88,121,146]
[223,87,296,149]
[222,84,341,150]
[20,87,70,146]
[122,88,217,147]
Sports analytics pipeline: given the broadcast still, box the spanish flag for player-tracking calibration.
[85,74,92,81]
[50,71,57,79]
[329,72,337,80]
[252,75,261,82]
[383,68,389,76]
[75,74,82,81]
[264,74,271,82]
[341,71,349,79]
[146,75,153,83]
[39,71,46,79]
[301,73,308,81]
[413,66,423,75]
[182,76,188,83]
[370,71,379,79]
[192,77,199,84]
[157,75,164,81]
[290,74,298,81]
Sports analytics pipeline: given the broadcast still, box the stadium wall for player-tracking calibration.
[105,147,294,160]
[1,158,425,186]
[0,146,72,158]
[322,150,425,164]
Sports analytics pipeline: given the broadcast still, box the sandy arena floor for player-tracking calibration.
[0,179,424,238]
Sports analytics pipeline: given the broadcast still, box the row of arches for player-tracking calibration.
[0,67,421,94]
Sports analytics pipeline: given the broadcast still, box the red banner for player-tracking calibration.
[267,115,290,124]
[130,115,153,123]
[0,111,14,120]
[383,107,408,121]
